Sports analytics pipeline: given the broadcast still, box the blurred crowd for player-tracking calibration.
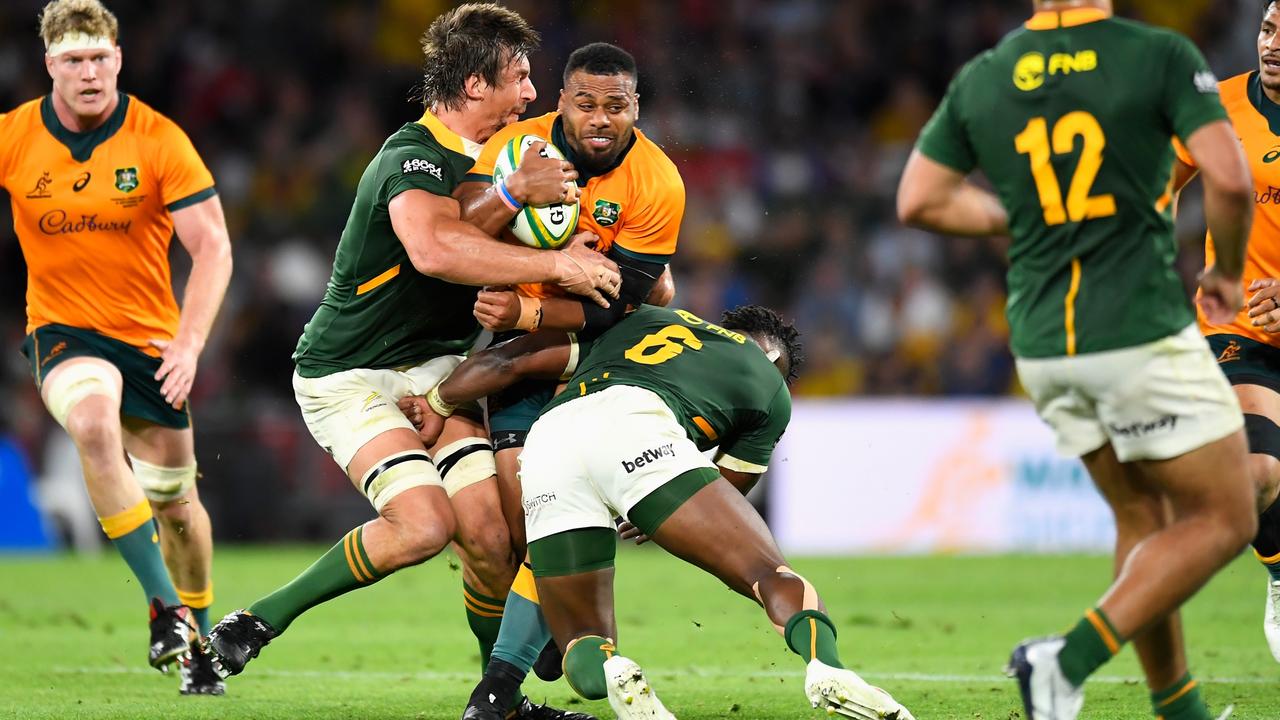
[0,0,1257,540]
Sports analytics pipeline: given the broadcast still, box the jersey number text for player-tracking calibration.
[1014,112,1117,225]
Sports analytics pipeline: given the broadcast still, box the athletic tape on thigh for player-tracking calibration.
[433,437,495,496]
[128,454,197,502]
[44,361,120,427]
[1244,413,1280,460]
[359,450,437,512]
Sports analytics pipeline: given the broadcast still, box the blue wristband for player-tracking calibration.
[497,178,524,212]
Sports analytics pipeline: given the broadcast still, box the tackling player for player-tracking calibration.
[1,0,232,694]
[405,305,915,720]
[203,7,620,712]
[450,42,684,719]
[898,1,1255,718]
[1172,0,1280,664]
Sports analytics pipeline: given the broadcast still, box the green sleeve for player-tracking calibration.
[916,67,977,174]
[719,383,792,470]
[381,143,457,202]
[1160,32,1228,141]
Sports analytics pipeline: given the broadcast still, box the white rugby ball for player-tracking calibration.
[491,134,580,249]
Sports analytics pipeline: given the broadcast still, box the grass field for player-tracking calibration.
[1,546,1276,719]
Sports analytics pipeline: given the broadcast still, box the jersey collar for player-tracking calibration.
[416,109,484,160]
[552,114,637,187]
[41,91,130,163]
[1247,71,1280,136]
[1025,7,1110,30]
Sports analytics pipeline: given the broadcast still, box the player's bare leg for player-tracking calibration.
[205,428,455,677]
[122,421,214,627]
[42,358,192,672]
[433,414,518,672]
[1011,435,1253,720]
[1086,444,1187,694]
[122,419,223,694]
[640,476,912,720]
[495,447,526,555]
[1233,384,1280,662]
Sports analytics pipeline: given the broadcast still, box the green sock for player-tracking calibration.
[1058,607,1123,687]
[191,607,211,636]
[784,610,843,668]
[1151,672,1211,720]
[563,635,615,700]
[249,526,384,632]
[464,581,506,671]
[100,503,178,606]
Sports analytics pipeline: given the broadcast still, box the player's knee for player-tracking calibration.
[381,493,455,567]
[64,407,120,456]
[1249,453,1280,512]
[455,525,517,590]
[151,497,192,533]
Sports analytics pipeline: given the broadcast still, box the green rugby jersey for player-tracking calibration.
[294,112,482,377]
[544,305,791,470]
[916,8,1228,358]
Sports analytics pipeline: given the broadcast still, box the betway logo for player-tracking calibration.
[621,443,676,473]
[1108,414,1178,439]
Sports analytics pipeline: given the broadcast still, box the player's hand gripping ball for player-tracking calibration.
[492,134,581,248]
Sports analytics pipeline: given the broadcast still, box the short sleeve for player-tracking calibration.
[1160,33,1228,143]
[916,68,978,174]
[153,118,215,211]
[613,165,684,261]
[382,143,457,202]
[716,383,791,473]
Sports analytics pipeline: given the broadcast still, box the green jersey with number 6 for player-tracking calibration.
[915,8,1228,358]
[544,305,791,471]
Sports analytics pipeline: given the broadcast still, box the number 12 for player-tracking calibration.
[1014,111,1117,226]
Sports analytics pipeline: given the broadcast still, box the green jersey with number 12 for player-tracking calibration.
[916,8,1227,358]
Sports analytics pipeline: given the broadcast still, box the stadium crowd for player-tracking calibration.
[0,0,1251,540]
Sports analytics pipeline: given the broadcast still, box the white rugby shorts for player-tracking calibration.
[518,385,717,543]
[1016,323,1243,462]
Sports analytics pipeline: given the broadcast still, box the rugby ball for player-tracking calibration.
[491,134,580,249]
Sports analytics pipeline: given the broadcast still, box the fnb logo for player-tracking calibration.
[621,443,676,473]
[1013,50,1097,91]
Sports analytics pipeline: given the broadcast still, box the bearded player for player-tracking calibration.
[204,10,619,717]
[0,0,231,694]
[448,42,683,719]
[1170,0,1280,665]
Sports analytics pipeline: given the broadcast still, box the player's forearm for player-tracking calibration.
[1202,183,1252,277]
[458,183,518,238]
[437,335,569,405]
[902,183,1008,237]
[175,232,232,348]
[535,297,587,332]
[411,218,560,286]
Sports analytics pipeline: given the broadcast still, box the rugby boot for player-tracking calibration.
[1265,580,1280,662]
[203,609,279,678]
[1006,637,1083,720]
[604,655,676,720]
[179,643,227,695]
[804,659,915,720]
[512,697,597,720]
[148,597,195,672]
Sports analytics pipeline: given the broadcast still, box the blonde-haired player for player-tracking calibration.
[1,0,232,694]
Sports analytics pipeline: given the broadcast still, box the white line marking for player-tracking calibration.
[49,666,1278,685]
